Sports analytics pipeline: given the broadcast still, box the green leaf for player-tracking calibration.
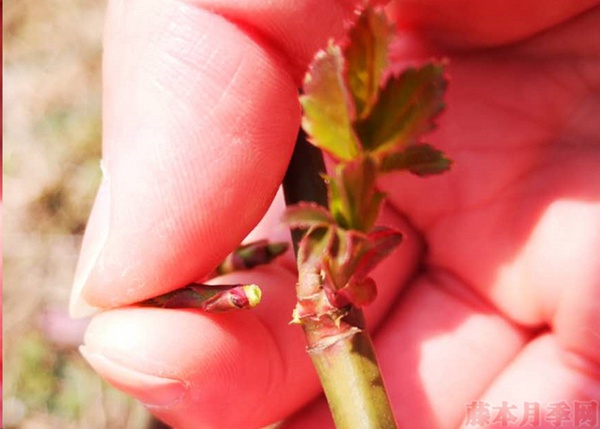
[380,143,452,175]
[354,63,447,153]
[301,43,360,161]
[328,156,385,232]
[343,8,393,120]
[282,203,334,229]
[327,174,346,227]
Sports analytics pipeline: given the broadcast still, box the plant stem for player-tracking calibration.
[283,130,397,429]
[283,129,329,251]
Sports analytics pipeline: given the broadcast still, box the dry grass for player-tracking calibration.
[3,1,153,427]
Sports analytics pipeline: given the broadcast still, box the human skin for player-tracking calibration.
[70,1,600,428]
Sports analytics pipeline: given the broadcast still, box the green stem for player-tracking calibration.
[283,130,397,429]
[306,310,397,428]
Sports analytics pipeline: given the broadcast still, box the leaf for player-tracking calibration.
[319,228,372,307]
[320,227,401,308]
[301,43,360,161]
[343,8,393,120]
[328,156,385,232]
[353,227,402,279]
[327,175,346,228]
[354,63,447,154]
[324,228,368,291]
[335,277,377,308]
[282,203,334,229]
[297,226,335,267]
[380,143,452,175]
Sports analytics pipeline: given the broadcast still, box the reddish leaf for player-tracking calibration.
[354,227,402,279]
[323,228,368,291]
[335,277,377,308]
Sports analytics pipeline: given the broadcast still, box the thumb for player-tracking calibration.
[70,0,302,316]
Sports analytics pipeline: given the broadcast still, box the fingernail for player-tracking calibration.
[69,176,110,318]
[80,346,187,408]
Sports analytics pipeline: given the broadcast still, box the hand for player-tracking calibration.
[70,1,600,428]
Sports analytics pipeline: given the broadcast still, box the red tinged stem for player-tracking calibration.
[139,283,261,312]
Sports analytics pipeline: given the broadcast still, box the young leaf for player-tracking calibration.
[282,202,334,229]
[380,143,452,175]
[297,225,335,267]
[323,228,368,292]
[343,8,393,120]
[328,156,385,232]
[335,277,377,308]
[323,227,401,308]
[354,63,447,153]
[301,43,360,161]
[326,173,347,228]
[353,227,402,279]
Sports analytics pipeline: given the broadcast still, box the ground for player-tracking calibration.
[3,1,153,427]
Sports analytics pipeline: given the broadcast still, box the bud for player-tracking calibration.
[140,283,262,312]
[215,240,289,276]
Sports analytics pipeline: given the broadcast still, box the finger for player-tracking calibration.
[284,272,532,428]
[70,0,362,316]
[81,266,313,429]
[390,0,599,48]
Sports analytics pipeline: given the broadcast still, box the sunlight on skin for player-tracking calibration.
[494,200,600,320]
[458,334,600,429]
[416,312,528,426]
[391,0,599,48]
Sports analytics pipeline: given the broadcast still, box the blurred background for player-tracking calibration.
[3,1,155,427]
